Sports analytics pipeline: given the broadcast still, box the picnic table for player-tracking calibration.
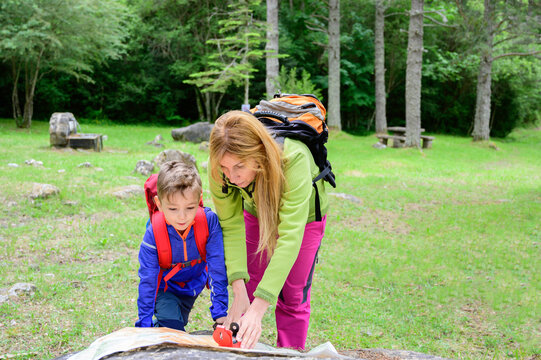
[376,126,434,149]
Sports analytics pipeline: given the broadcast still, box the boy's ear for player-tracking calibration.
[154,195,162,212]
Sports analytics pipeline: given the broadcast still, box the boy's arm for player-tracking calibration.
[204,210,229,321]
[135,227,160,327]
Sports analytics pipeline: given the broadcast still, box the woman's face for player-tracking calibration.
[220,152,258,188]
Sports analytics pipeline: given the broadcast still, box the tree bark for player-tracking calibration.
[472,0,494,141]
[20,49,43,128]
[404,0,424,147]
[374,0,387,134]
[265,0,279,98]
[327,0,341,130]
[11,58,22,124]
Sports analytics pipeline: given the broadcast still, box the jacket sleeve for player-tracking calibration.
[253,143,312,304]
[204,209,229,320]
[135,226,160,327]
[208,163,250,285]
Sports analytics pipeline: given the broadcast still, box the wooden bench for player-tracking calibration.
[421,135,435,149]
[376,134,406,148]
[68,133,103,152]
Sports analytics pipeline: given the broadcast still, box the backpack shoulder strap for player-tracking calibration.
[151,211,172,269]
[193,206,209,262]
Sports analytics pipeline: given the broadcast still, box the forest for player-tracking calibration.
[0,0,539,139]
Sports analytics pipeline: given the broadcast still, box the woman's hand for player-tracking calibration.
[224,279,250,329]
[236,297,270,349]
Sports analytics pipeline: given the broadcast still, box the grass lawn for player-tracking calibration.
[0,118,539,360]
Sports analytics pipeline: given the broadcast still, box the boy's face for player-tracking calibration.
[155,190,199,232]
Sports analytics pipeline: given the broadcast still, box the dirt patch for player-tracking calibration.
[338,208,411,235]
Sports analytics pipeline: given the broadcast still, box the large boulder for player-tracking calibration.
[49,112,79,146]
[171,122,213,143]
[153,149,196,170]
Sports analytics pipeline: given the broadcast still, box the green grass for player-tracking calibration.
[0,119,539,360]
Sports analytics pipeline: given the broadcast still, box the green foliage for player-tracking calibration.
[272,66,323,100]
[185,0,266,94]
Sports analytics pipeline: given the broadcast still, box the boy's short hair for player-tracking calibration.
[156,161,202,201]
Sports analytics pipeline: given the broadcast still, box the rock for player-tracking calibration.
[30,183,60,199]
[199,141,209,152]
[7,201,17,207]
[372,142,386,149]
[78,162,92,168]
[171,122,213,143]
[7,163,19,168]
[153,149,196,170]
[8,283,37,300]
[113,185,144,199]
[134,160,154,176]
[58,169,66,173]
[103,135,108,141]
[25,159,43,167]
[200,161,208,172]
[329,192,362,205]
[0,294,8,304]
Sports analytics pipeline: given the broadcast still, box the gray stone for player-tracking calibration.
[199,141,209,152]
[171,122,214,143]
[0,294,8,304]
[372,142,386,149]
[25,159,43,167]
[30,183,60,199]
[329,192,362,205]
[200,161,208,172]
[153,150,196,170]
[134,160,154,176]
[78,162,92,168]
[113,185,144,199]
[8,283,36,299]
[7,163,19,168]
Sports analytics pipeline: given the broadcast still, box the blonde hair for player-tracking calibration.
[157,160,202,202]
[209,110,285,258]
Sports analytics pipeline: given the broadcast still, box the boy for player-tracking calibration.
[135,161,228,331]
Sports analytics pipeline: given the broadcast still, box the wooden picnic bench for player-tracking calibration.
[68,133,103,152]
[376,126,435,149]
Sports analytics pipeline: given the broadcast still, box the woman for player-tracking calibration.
[208,110,328,350]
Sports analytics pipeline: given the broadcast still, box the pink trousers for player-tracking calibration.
[243,211,326,350]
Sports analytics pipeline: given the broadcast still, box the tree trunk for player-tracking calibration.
[20,49,44,128]
[11,59,22,125]
[244,76,249,106]
[404,0,424,147]
[472,0,494,141]
[374,0,387,134]
[327,0,341,131]
[204,92,211,123]
[266,0,279,98]
[195,88,205,121]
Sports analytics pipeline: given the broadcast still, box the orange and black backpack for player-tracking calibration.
[144,173,208,293]
[251,93,336,221]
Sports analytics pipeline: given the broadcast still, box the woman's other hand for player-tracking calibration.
[237,297,270,349]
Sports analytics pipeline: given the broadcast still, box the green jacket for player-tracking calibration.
[209,138,328,305]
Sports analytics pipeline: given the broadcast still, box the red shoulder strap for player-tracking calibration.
[151,211,171,269]
[144,174,159,219]
[193,206,209,262]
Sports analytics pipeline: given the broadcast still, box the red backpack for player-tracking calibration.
[144,174,209,293]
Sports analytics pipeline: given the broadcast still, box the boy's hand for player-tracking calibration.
[224,279,250,328]
[214,316,226,325]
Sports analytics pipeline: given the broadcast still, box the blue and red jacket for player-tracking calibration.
[135,207,228,327]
